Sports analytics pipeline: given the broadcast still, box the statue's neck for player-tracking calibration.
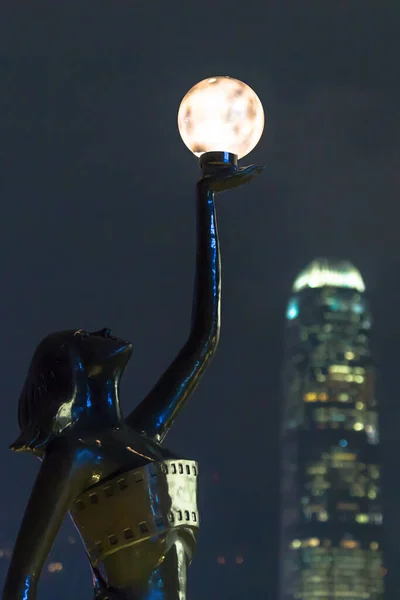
[80,373,123,429]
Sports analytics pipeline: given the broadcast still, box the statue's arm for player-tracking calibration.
[2,442,79,600]
[126,180,220,442]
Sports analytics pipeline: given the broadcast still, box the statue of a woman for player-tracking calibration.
[3,165,262,600]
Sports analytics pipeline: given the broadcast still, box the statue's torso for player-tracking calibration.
[68,429,199,598]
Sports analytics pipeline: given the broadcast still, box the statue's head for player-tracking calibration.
[10,329,132,454]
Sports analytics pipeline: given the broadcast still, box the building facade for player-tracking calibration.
[280,259,384,600]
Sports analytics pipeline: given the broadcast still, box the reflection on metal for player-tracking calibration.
[71,459,199,565]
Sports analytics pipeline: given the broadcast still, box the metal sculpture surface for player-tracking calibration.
[3,164,262,600]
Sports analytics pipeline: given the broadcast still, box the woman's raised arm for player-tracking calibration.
[126,178,220,442]
[126,165,263,443]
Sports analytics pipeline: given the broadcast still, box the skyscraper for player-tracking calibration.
[280,259,384,600]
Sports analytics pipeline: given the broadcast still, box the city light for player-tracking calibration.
[370,542,379,551]
[355,514,369,524]
[293,259,365,293]
[282,257,383,600]
[286,299,299,320]
[353,422,364,431]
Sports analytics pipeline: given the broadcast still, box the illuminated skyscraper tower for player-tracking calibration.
[280,259,384,600]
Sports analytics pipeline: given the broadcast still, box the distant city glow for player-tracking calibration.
[216,556,226,565]
[293,259,365,293]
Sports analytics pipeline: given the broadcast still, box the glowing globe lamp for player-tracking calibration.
[177,76,264,161]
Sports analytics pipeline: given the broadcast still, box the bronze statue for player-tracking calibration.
[3,163,262,600]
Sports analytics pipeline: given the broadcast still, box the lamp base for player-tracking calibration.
[199,151,238,177]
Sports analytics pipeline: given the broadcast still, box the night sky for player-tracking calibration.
[0,2,399,599]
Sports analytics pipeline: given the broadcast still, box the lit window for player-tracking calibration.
[318,510,328,522]
[337,503,359,511]
[354,375,364,384]
[286,299,299,320]
[345,351,355,360]
[308,538,320,548]
[307,465,327,475]
[368,489,377,500]
[351,484,366,497]
[330,365,351,374]
[355,401,364,410]
[353,422,364,431]
[333,452,356,461]
[353,302,364,314]
[370,542,379,551]
[338,393,349,402]
[371,513,383,524]
[340,539,360,549]
[290,539,302,549]
[370,466,380,479]
[304,392,317,402]
[339,439,348,448]
[355,514,369,524]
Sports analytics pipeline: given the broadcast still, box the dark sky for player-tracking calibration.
[0,2,399,599]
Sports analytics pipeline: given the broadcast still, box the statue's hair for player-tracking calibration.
[10,332,78,454]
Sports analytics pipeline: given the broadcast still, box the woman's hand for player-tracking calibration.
[199,164,264,194]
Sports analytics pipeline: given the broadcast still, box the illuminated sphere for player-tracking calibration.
[177,76,264,159]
